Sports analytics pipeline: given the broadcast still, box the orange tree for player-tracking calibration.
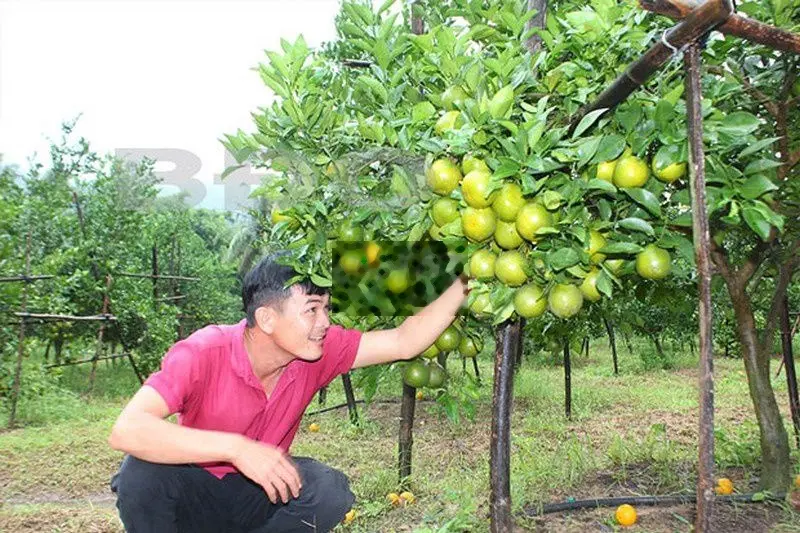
[224,0,798,492]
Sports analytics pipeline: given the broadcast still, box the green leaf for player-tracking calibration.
[599,242,643,254]
[739,137,780,158]
[743,159,782,176]
[585,178,617,193]
[718,111,760,136]
[572,108,608,139]
[548,247,581,270]
[411,102,436,122]
[591,134,626,163]
[541,190,563,210]
[596,270,613,298]
[311,273,332,287]
[618,217,655,236]
[742,207,771,241]
[623,188,662,217]
[739,175,778,200]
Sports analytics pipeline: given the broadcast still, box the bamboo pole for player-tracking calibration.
[46,353,130,369]
[11,312,116,322]
[640,0,800,55]
[0,275,54,283]
[116,272,200,281]
[685,41,715,532]
[8,231,32,428]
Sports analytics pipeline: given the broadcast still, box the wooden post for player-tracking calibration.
[604,317,619,375]
[685,41,715,532]
[490,320,521,533]
[89,275,113,392]
[398,382,416,487]
[780,296,800,448]
[318,386,327,406]
[564,338,572,419]
[8,231,32,428]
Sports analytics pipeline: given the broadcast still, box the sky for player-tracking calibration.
[0,0,345,211]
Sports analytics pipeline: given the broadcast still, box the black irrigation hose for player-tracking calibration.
[523,492,788,516]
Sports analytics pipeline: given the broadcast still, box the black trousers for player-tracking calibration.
[110,455,355,533]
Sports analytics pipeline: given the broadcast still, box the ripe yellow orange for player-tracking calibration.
[495,251,528,287]
[469,249,497,279]
[615,504,637,526]
[426,159,462,195]
[339,250,364,275]
[462,169,495,208]
[513,284,547,318]
[400,491,416,505]
[462,154,489,175]
[431,198,460,226]
[548,284,584,319]
[365,241,381,266]
[343,509,356,524]
[492,183,525,222]
[795,474,800,489]
[715,478,734,495]
[587,230,607,264]
[596,160,617,182]
[636,245,671,280]
[580,269,602,302]
[434,110,464,135]
[516,202,553,242]
[308,422,320,433]
[494,220,524,249]
[462,207,497,242]
[613,155,649,188]
[653,160,687,183]
[387,492,402,506]
[415,390,424,400]
[386,269,411,294]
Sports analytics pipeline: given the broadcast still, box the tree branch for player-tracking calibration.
[760,239,800,352]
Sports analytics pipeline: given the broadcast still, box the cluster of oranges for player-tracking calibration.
[426,150,673,321]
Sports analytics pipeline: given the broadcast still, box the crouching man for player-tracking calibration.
[108,253,470,532]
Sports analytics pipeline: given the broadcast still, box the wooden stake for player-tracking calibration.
[8,231,32,428]
[685,41,715,532]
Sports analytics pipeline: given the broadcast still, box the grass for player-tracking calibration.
[1,338,799,532]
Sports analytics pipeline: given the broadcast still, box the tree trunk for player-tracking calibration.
[728,283,791,491]
[650,333,666,362]
[779,295,800,448]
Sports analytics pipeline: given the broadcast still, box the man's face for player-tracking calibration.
[269,286,331,361]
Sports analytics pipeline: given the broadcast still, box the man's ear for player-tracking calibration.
[254,306,277,334]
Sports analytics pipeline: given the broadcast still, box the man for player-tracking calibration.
[108,252,470,532]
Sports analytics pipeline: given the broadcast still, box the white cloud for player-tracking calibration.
[0,0,342,210]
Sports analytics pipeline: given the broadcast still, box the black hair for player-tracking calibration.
[242,252,328,327]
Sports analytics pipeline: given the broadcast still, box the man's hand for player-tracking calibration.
[231,438,302,504]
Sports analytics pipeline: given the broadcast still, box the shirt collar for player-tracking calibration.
[231,319,299,391]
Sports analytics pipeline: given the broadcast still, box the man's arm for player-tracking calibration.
[109,386,301,504]
[352,275,469,369]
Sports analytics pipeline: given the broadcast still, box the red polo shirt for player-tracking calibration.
[143,319,362,478]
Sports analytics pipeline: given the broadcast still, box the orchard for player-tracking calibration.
[2,0,800,532]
